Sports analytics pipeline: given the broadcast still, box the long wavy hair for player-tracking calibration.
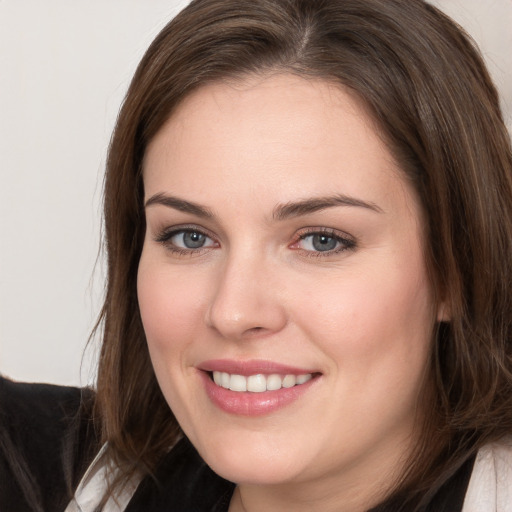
[94,0,512,509]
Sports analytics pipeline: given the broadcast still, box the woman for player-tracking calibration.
[1,0,512,510]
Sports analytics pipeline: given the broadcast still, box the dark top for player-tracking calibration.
[0,377,99,512]
[0,377,475,512]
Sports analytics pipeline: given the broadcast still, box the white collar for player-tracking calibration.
[66,437,512,511]
[64,443,142,512]
[462,437,512,512]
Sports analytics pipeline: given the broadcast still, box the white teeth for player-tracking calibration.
[211,371,313,392]
[247,374,267,393]
[213,371,222,386]
[282,375,296,388]
[266,374,282,391]
[229,374,247,392]
[220,372,230,388]
[296,374,312,385]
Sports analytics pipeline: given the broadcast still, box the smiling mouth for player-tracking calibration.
[210,371,316,392]
[200,364,321,415]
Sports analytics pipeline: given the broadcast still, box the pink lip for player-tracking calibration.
[197,359,321,416]
[198,358,317,376]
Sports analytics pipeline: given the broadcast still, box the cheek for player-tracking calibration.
[137,257,207,354]
[300,267,434,453]
[303,258,434,382]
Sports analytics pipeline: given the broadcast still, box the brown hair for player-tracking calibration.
[95,0,512,508]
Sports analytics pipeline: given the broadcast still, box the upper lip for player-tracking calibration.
[197,359,319,376]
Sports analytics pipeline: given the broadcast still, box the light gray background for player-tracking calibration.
[1,1,511,386]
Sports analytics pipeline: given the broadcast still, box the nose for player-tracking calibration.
[204,251,288,340]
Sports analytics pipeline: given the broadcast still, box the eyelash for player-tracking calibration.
[154,226,356,257]
[154,225,217,256]
[292,228,356,258]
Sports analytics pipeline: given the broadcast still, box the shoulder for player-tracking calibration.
[0,375,88,419]
[125,437,235,512]
[0,376,100,512]
[462,437,512,512]
[72,437,234,512]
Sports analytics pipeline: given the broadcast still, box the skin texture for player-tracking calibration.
[137,74,441,512]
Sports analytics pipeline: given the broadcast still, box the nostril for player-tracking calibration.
[245,326,265,336]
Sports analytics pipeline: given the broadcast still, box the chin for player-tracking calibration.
[206,455,302,486]
[191,430,309,485]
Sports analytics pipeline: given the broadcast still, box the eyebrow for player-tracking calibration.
[272,194,383,220]
[145,193,214,218]
[144,192,383,220]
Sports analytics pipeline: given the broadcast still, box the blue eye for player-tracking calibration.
[296,231,355,254]
[172,231,210,249]
[302,234,339,252]
[156,228,217,252]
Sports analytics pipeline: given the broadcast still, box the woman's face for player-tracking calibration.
[138,74,439,495]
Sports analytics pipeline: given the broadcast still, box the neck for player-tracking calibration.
[227,433,416,512]
[228,463,402,512]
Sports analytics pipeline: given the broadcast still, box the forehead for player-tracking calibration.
[143,73,418,217]
[147,73,382,156]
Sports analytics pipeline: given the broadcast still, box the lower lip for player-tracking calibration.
[199,371,318,416]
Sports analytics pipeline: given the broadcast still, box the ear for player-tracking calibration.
[436,301,451,323]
